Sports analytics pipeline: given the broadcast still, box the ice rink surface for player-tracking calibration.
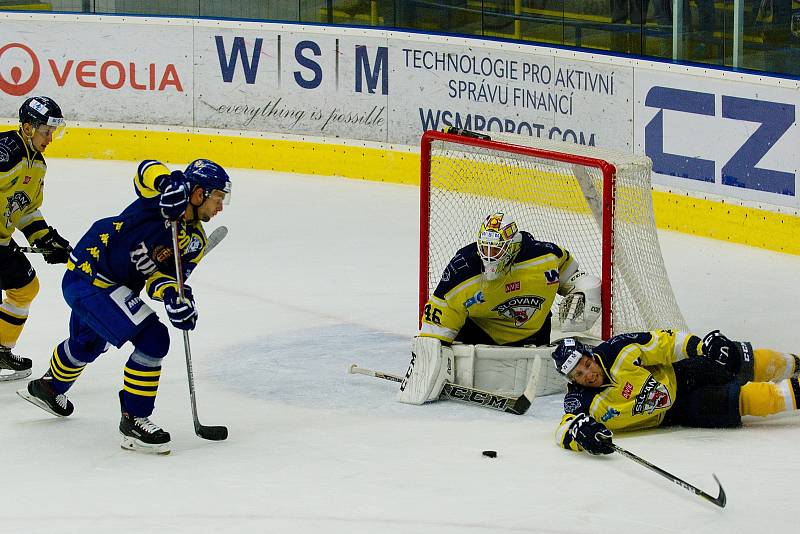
[2,159,799,533]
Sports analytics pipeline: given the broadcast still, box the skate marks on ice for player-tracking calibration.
[214,323,563,421]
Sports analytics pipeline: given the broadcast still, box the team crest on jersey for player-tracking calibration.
[0,138,13,163]
[186,235,202,254]
[633,375,672,415]
[23,175,31,184]
[563,395,581,413]
[544,269,559,285]
[4,191,32,225]
[492,295,545,327]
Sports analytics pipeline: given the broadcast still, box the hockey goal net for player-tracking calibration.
[420,128,687,340]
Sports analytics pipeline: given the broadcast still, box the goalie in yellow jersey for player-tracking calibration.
[550,331,800,455]
[398,211,601,405]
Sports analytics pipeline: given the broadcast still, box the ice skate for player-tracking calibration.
[119,391,171,455]
[17,372,74,417]
[0,345,32,382]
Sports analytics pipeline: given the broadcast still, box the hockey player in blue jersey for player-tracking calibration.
[18,158,231,454]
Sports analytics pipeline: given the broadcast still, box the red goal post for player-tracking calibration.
[419,128,687,340]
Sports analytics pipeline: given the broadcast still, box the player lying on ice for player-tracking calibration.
[550,331,800,455]
[398,211,601,405]
[17,158,231,455]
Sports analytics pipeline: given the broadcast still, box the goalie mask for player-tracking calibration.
[552,338,591,381]
[477,212,522,280]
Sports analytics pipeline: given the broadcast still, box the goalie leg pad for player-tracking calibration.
[397,337,454,405]
[453,344,567,398]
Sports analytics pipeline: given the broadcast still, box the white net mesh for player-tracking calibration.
[422,130,687,338]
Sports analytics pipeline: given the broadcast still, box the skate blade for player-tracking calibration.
[120,434,171,455]
[0,368,32,382]
[16,388,68,417]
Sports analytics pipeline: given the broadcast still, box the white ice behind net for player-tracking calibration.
[424,132,687,338]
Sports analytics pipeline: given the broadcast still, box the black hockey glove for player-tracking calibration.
[159,171,190,221]
[162,285,197,331]
[702,330,743,374]
[569,413,614,455]
[33,226,72,264]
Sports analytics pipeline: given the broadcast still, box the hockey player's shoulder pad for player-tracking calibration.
[515,232,567,263]
[432,242,483,298]
[0,130,27,172]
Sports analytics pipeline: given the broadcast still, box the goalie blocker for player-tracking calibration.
[397,336,576,406]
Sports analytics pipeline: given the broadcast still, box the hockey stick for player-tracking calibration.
[205,225,228,255]
[14,245,56,254]
[348,364,531,415]
[171,221,229,441]
[7,226,228,257]
[610,443,726,508]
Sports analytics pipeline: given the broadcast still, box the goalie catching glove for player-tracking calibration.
[558,270,601,332]
[397,336,454,404]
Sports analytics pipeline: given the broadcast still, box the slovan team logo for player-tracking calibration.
[492,295,545,327]
[4,191,31,225]
[633,375,672,415]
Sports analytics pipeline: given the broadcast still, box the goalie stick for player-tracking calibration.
[171,221,228,442]
[348,364,532,415]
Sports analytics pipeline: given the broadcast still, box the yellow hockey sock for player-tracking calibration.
[0,277,38,347]
[753,349,799,382]
[739,379,800,417]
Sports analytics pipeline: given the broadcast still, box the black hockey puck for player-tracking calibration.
[482,450,497,458]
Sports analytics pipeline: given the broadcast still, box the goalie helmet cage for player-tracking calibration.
[419,129,687,340]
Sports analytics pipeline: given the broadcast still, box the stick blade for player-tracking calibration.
[708,474,726,508]
[196,424,228,441]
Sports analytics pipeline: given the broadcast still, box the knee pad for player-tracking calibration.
[130,320,170,361]
[4,276,39,307]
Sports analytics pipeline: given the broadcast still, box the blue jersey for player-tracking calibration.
[66,160,207,302]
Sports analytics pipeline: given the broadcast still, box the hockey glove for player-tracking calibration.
[32,226,72,264]
[568,413,614,455]
[162,285,197,331]
[701,330,752,379]
[159,171,190,220]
